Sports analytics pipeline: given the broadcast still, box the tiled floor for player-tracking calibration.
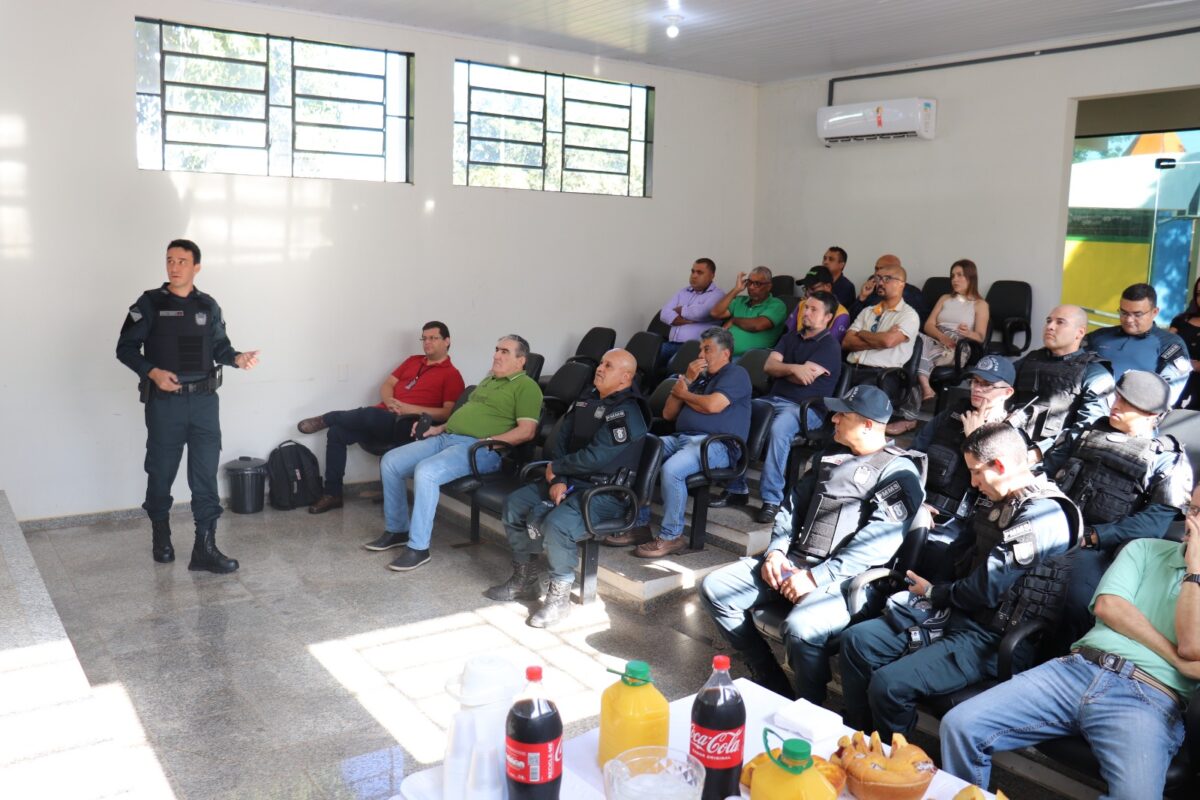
[24,500,720,800]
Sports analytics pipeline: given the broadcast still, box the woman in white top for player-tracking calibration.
[917,259,990,400]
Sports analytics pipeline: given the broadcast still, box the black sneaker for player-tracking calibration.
[755,503,781,524]
[364,530,409,551]
[709,490,750,508]
[387,547,430,572]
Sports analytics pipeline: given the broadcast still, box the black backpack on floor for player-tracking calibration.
[266,440,323,510]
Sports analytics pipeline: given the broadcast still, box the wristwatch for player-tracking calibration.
[1184,573,1200,587]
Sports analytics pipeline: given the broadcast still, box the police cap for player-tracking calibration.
[1115,369,1170,415]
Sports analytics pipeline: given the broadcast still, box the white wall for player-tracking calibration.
[0,0,758,520]
[752,31,1200,331]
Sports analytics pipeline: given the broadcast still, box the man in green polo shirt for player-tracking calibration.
[374,335,542,572]
[941,485,1200,797]
[710,265,787,355]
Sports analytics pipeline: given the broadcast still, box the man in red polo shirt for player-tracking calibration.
[296,321,465,514]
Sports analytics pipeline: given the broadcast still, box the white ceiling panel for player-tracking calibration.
[236,0,1200,83]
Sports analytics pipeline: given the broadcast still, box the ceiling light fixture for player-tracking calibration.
[665,15,683,39]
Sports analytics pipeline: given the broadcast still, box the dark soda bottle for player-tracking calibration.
[690,654,746,800]
[505,665,563,799]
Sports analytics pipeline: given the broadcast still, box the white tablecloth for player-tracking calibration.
[400,678,983,799]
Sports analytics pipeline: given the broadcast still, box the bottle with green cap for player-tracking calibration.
[597,660,669,766]
[750,729,836,800]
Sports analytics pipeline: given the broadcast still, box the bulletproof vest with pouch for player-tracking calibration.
[925,400,976,519]
[791,445,913,561]
[144,288,215,376]
[1012,350,1100,441]
[565,387,649,483]
[1054,422,1159,525]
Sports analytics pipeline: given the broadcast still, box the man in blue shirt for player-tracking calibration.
[606,327,753,558]
[717,291,843,523]
[823,246,857,311]
[700,385,925,702]
[1089,283,1191,405]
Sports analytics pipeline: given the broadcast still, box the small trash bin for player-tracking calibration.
[225,456,267,514]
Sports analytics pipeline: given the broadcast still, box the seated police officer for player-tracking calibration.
[116,239,260,573]
[699,385,925,702]
[839,423,1079,739]
[376,335,542,572]
[1011,304,1114,459]
[1042,370,1192,645]
[1089,283,1191,405]
[911,355,1015,563]
[605,327,752,558]
[487,349,648,628]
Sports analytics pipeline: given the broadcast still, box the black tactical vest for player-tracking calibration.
[1054,422,1164,525]
[143,288,216,376]
[562,387,650,483]
[925,400,976,519]
[1012,350,1103,441]
[791,445,919,561]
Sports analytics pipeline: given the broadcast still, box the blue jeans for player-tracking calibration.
[749,396,823,504]
[940,654,1185,797]
[380,434,500,550]
[658,433,732,540]
[699,555,853,704]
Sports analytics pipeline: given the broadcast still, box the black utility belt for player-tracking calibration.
[1072,647,1183,708]
[140,368,222,401]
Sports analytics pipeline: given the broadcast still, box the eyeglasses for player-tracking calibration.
[1118,308,1153,319]
[1183,502,1200,518]
[746,279,770,287]
[875,274,903,284]
[420,335,443,342]
[969,378,1008,392]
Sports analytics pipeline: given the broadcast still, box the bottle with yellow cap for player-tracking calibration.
[597,660,669,767]
[750,730,836,800]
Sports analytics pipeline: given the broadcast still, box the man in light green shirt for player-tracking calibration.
[941,486,1200,797]
[710,265,787,355]
[374,335,542,572]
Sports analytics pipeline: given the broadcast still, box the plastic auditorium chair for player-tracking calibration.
[772,275,796,298]
[984,280,1033,357]
[538,326,616,390]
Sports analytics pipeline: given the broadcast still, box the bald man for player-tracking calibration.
[849,254,930,327]
[1011,304,1115,458]
[489,349,651,628]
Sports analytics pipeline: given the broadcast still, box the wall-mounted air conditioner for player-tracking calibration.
[817,98,937,145]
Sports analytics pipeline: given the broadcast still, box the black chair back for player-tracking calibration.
[780,295,801,326]
[745,397,776,461]
[631,434,665,506]
[736,348,773,397]
[625,331,664,389]
[985,280,1033,356]
[922,276,952,311]
[647,311,671,340]
[771,275,795,298]
[523,353,545,383]
[570,327,616,367]
[666,339,700,376]
[647,376,676,434]
[452,385,475,412]
[543,361,592,405]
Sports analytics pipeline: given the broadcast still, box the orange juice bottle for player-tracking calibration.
[597,660,669,766]
[750,731,836,800]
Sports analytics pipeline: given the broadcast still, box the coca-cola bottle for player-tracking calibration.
[690,654,746,800]
[505,665,563,799]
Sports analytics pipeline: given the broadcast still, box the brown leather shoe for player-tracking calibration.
[634,536,688,558]
[600,525,653,547]
[308,494,343,514]
[297,415,328,434]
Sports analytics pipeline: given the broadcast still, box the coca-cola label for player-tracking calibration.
[505,736,563,784]
[689,722,745,769]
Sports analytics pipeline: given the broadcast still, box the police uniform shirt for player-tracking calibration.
[1012,348,1115,456]
[116,284,240,382]
[548,386,649,484]
[769,447,925,588]
[929,482,1073,614]
[1088,324,1191,405]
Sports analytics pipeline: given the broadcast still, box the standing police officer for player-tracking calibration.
[700,385,925,703]
[1042,370,1192,644]
[839,423,1079,739]
[116,240,259,573]
[1089,283,1190,405]
[487,349,649,628]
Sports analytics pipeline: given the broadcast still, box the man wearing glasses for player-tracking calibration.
[1089,283,1191,405]
[710,266,788,356]
[849,254,930,327]
[296,321,465,515]
[1041,370,1192,646]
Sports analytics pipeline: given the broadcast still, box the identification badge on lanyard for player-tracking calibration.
[404,378,419,390]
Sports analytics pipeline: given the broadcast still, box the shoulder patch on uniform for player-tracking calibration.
[1161,343,1182,361]
[128,306,143,322]
[1002,520,1034,542]
[605,410,626,422]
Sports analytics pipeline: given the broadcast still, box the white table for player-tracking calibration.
[400,678,982,799]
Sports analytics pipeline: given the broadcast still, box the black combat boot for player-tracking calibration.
[188,523,239,574]
[527,579,573,628]
[485,560,543,601]
[151,518,174,563]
